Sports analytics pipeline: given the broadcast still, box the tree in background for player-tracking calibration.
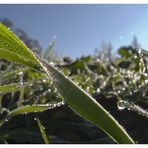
[131,35,141,50]
[94,41,113,62]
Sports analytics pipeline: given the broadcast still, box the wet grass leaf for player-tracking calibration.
[0,83,27,93]
[0,23,39,69]
[36,118,49,144]
[9,104,59,117]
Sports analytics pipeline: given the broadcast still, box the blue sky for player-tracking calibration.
[0,4,148,58]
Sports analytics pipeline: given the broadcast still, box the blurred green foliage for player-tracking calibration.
[0,44,147,143]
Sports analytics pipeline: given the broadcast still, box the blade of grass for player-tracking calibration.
[0,23,39,69]
[0,67,29,80]
[0,102,64,127]
[0,83,28,93]
[0,84,19,93]
[9,103,64,117]
[36,118,49,144]
[38,59,135,144]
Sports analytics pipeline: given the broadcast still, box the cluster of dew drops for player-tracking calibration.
[117,100,148,119]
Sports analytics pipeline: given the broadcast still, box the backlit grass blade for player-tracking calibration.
[36,118,49,144]
[39,59,135,144]
[0,23,39,68]
[0,50,37,68]
[0,102,64,127]
[9,103,61,117]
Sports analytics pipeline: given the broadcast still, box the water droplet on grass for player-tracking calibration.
[43,79,46,83]
[122,88,125,91]
[5,119,9,122]
[138,48,142,54]
[117,100,126,110]
[42,126,45,130]
[18,71,24,86]
[53,104,57,108]
[86,86,90,92]
[18,81,23,85]
[54,78,59,83]
[4,42,9,47]
[48,89,51,93]
[117,90,121,94]
[49,62,55,67]
[96,88,100,93]
[18,71,23,76]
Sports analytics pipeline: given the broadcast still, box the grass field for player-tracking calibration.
[0,23,148,144]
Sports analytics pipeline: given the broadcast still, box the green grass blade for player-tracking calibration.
[0,84,19,93]
[0,83,28,93]
[0,67,29,80]
[36,118,49,144]
[0,23,39,68]
[0,102,64,127]
[39,59,135,144]
[9,104,55,117]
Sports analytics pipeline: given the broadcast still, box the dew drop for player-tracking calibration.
[117,90,121,94]
[54,79,59,83]
[43,79,46,83]
[117,100,126,110]
[18,71,23,76]
[86,86,90,91]
[4,43,9,47]
[53,104,57,108]
[144,73,148,77]
[18,81,23,85]
[122,88,125,91]
[61,101,65,105]
[49,62,55,67]
[29,83,33,87]
[134,55,137,59]
[138,48,142,54]
[48,89,51,93]
[96,88,100,93]
[42,126,45,130]
[39,86,43,91]
[34,118,37,121]
[18,71,24,86]
[5,119,9,122]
